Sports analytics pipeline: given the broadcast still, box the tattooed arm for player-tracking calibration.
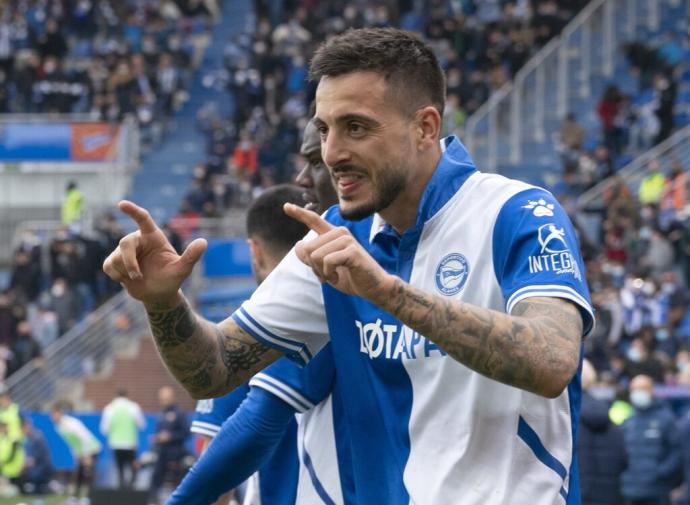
[146,293,281,399]
[376,282,583,398]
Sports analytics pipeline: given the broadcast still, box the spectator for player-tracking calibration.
[598,85,623,153]
[661,160,688,217]
[51,401,102,504]
[625,338,665,384]
[11,320,41,372]
[621,374,682,505]
[0,387,23,445]
[578,359,627,505]
[100,390,146,489]
[47,278,80,336]
[0,419,24,490]
[639,160,667,206]
[9,249,42,304]
[641,230,675,280]
[61,181,84,227]
[19,416,54,495]
[149,386,189,505]
[652,73,676,144]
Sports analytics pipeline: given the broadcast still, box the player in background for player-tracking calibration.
[104,28,592,504]
[169,180,348,505]
[100,389,146,489]
[51,401,102,505]
[177,121,341,505]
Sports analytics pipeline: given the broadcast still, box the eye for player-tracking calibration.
[317,125,328,139]
[348,122,365,136]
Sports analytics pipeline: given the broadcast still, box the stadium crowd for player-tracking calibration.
[175,0,590,220]
[0,0,218,147]
[2,0,690,503]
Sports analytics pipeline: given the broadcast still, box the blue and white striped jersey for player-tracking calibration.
[233,136,594,505]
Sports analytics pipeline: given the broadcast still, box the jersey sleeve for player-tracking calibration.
[249,344,335,413]
[190,383,250,438]
[167,388,296,505]
[231,232,329,366]
[492,187,594,336]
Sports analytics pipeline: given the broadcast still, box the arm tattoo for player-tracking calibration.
[381,280,583,397]
[146,297,279,398]
[216,326,278,376]
[147,302,197,348]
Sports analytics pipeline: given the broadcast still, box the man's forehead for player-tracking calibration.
[314,72,389,121]
[300,120,321,155]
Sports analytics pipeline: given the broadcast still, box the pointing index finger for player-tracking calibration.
[284,203,334,235]
[118,200,159,234]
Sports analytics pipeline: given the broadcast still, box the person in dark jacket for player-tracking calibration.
[149,386,189,504]
[19,416,53,494]
[578,359,626,505]
[677,410,690,505]
[621,374,682,505]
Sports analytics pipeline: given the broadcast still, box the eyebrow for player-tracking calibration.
[313,113,380,128]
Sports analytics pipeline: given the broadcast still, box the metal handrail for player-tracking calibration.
[576,124,690,208]
[6,291,149,410]
[463,0,630,172]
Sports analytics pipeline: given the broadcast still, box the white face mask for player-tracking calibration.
[630,390,652,409]
[627,347,642,363]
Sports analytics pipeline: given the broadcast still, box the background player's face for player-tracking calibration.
[296,122,339,213]
[314,72,417,221]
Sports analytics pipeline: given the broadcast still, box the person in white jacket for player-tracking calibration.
[100,390,146,489]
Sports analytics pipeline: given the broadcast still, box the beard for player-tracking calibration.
[336,162,407,221]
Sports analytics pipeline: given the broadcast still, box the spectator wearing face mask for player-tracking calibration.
[621,374,682,505]
[625,338,665,384]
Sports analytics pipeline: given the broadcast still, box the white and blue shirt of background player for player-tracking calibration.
[171,348,353,505]
[233,135,595,505]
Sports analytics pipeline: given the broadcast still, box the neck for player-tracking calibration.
[379,147,442,233]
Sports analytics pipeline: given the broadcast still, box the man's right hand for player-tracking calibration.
[102,201,207,308]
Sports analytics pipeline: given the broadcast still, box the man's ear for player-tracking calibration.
[415,105,442,151]
[247,238,265,270]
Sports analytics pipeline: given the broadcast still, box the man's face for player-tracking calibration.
[296,121,338,213]
[314,72,416,221]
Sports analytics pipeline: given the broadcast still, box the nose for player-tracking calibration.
[295,163,313,189]
[321,132,350,169]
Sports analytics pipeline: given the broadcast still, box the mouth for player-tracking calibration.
[335,172,366,197]
[301,192,319,212]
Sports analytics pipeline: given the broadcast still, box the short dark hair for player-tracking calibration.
[309,28,446,116]
[247,185,309,255]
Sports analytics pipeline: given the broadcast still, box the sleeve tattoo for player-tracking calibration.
[381,280,583,398]
[146,297,280,398]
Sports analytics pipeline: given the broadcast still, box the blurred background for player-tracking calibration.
[0,0,690,503]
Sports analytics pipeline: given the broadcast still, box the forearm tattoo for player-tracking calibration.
[147,302,197,348]
[382,279,583,397]
[146,298,278,397]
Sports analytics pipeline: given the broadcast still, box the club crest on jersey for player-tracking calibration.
[435,253,469,296]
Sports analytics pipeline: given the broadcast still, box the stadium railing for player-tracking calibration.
[574,123,690,243]
[577,124,690,208]
[463,0,658,172]
[5,290,147,411]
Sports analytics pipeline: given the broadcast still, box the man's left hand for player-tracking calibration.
[284,204,394,304]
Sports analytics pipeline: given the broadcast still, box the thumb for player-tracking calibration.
[178,238,208,269]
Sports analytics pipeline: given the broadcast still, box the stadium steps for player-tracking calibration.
[470,0,687,185]
[125,0,252,227]
[81,337,196,412]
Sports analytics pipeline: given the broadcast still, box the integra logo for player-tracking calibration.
[435,253,469,296]
[538,224,568,254]
[529,223,581,280]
